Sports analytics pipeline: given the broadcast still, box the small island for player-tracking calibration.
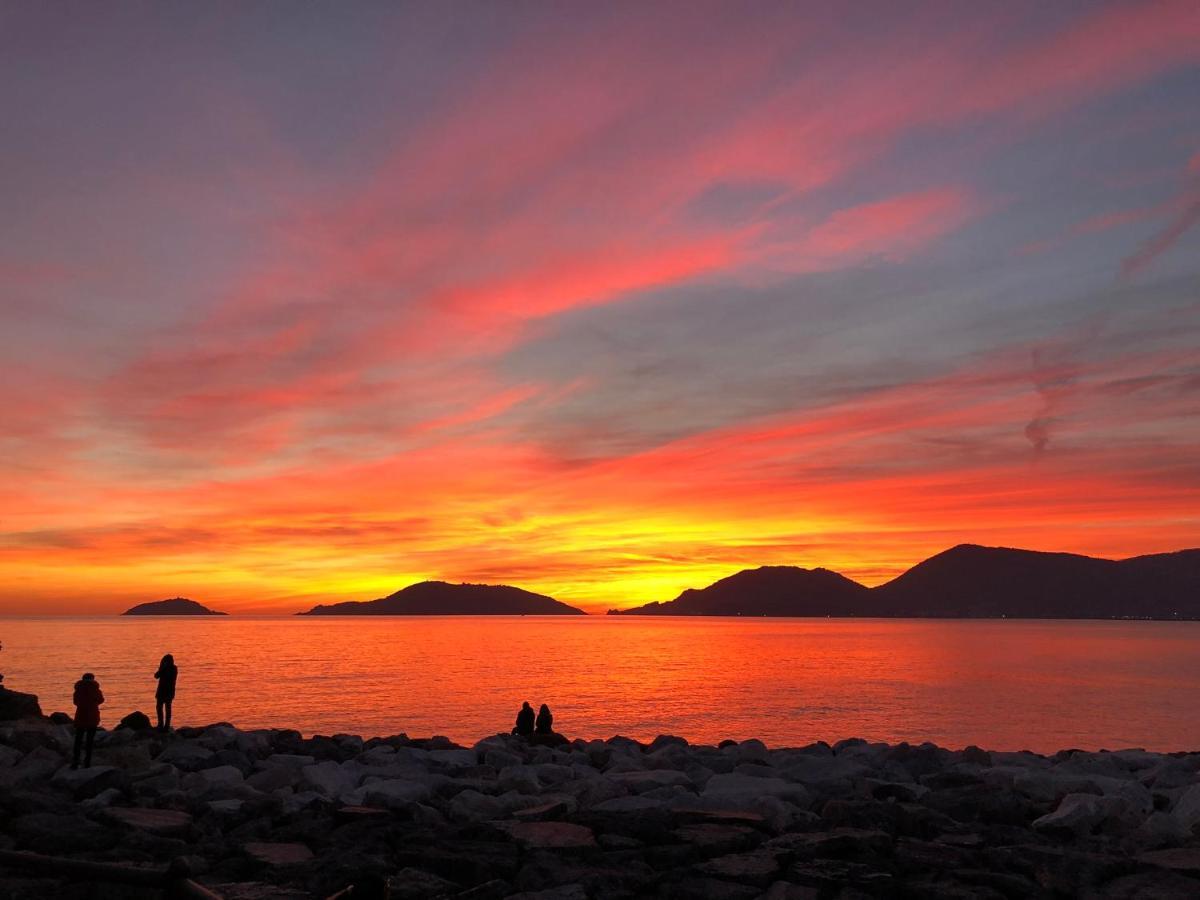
[298,580,586,616]
[121,597,228,616]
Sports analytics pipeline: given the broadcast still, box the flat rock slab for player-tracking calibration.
[502,821,597,849]
[1139,848,1200,873]
[672,806,767,827]
[244,842,314,866]
[104,807,193,836]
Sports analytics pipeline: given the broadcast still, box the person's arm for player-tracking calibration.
[97,689,105,704]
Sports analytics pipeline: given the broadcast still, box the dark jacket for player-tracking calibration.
[535,706,553,734]
[155,663,178,701]
[513,704,535,736]
[73,679,104,729]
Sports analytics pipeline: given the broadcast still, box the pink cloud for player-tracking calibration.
[780,188,975,269]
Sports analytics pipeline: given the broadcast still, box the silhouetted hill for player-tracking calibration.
[612,545,1200,619]
[298,581,586,616]
[872,544,1200,618]
[610,566,871,616]
[122,597,228,616]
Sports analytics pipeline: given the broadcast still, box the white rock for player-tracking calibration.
[1137,811,1190,847]
[449,789,506,821]
[364,778,434,808]
[1012,770,1101,803]
[301,760,361,798]
[278,790,327,815]
[265,754,316,769]
[783,756,870,786]
[1032,793,1109,835]
[485,749,524,770]
[183,765,244,792]
[608,769,693,793]
[82,787,124,809]
[1172,783,1200,830]
[157,743,214,769]
[247,766,300,792]
[429,748,477,769]
[499,765,541,794]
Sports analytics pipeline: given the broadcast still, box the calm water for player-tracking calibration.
[2,617,1198,753]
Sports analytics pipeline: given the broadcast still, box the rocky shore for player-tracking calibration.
[2,708,1200,898]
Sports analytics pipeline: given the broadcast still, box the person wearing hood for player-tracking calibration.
[72,672,104,769]
[154,653,178,732]
[535,703,554,735]
[512,701,535,736]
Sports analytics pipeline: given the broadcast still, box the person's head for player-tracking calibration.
[160,653,174,668]
[539,704,550,715]
[81,672,95,682]
[522,701,532,710]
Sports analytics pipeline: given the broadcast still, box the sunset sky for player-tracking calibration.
[2,2,1198,614]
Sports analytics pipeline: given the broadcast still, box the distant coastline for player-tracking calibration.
[105,543,1199,620]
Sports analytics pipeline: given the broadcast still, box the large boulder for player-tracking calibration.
[50,764,128,800]
[363,778,435,808]
[1171,783,1200,831]
[117,710,152,731]
[0,687,42,720]
[300,760,362,798]
[1032,792,1112,835]
[607,769,693,794]
[702,773,810,805]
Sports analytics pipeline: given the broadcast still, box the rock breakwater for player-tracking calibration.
[2,715,1200,898]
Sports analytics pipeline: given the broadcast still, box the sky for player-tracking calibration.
[1,1,1198,615]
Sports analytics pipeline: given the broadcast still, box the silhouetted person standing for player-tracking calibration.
[72,673,104,769]
[154,653,178,732]
[535,703,554,734]
[513,701,535,736]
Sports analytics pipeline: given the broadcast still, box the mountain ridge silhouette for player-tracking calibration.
[610,544,1200,619]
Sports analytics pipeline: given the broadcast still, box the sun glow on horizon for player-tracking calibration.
[1,2,1198,615]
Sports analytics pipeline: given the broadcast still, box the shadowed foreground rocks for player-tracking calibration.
[2,717,1200,898]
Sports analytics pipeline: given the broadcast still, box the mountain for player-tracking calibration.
[612,545,1200,619]
[610,565,871,616]
[298,581,586,616]
[872,544,1200,619]
[122,597,228,616]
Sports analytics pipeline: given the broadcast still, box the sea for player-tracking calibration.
[3,616,1198,754]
